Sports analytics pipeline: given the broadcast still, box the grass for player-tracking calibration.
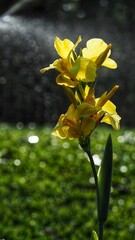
[0,123,135,240]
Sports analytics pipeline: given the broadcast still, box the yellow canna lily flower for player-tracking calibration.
[84,84,121,130]
[52,84,121,140]
[40,36,98,86]
[52,103,99,139]
[82,38,117,69]
[40,36,83,87]
[40,37,117,87]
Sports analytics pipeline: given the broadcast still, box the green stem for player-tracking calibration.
[87,150,104,240]
[79,137,104,240]
[86,149,99,203]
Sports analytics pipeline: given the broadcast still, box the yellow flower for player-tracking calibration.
[82,38,117,69]
[40,36,80,87]
[52,103,100,139]
[52,85,121,140]
[101,100,121,130]
[40,36,97,86]
[85,84,121,130]
[40,37,117,87]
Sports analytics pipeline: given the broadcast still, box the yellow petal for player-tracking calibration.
[82,38,108,59]
[56,74,77,88]
[102,100,117,114]
[54,37,74,59]
[102,58,117,69]
[70,57,96,82]
[40,59,61,73]
[101,114,121,130]
[40,63,55,73]
[65,104,76,122]
[52,115,68,139]
[101,100,121,129]
[52,125,69,139]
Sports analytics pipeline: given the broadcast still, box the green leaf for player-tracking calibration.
[97,134,113,223]
[92,230,99,240]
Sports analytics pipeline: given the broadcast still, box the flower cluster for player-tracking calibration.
[41,36,121,139]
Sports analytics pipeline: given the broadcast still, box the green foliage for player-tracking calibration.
[0,124,135,239]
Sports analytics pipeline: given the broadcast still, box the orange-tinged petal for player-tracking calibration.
[67,125,82,139]
[64,104,76,123]
[75,102,101,120]
[52,125,69,139]
[81,118,96,137]
[52,115,69,139]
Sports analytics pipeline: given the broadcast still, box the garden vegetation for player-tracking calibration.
[0,124,134,239]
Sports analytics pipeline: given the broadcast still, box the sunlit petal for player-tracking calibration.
[102,100,117,114]
[101,100,121,129]
[82,38,108,59]
[70,57,96,82]
[54,37,74,59]
[101,114,121,130]
[102,58,117,69]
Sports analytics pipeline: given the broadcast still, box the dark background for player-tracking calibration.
[0,0,135,127]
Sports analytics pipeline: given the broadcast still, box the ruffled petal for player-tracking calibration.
[101,114,121,130]
[52,115,69,139]
[82,38,108,59]
[101,100,121,129]
[54,37,74,59]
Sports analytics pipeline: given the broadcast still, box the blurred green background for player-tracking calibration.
[0,1,135,239]
[0,124,135,239]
